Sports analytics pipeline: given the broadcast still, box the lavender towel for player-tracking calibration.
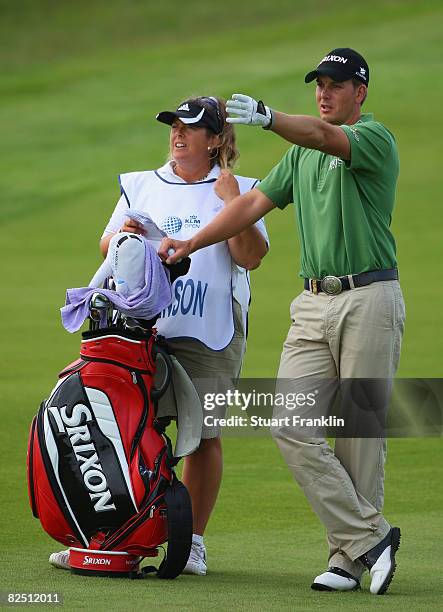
[61,240,172,333]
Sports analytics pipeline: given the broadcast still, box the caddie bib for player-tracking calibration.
[118,165,257,350]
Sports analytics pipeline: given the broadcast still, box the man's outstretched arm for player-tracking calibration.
[158,188,275,264]
[226,93,350,159]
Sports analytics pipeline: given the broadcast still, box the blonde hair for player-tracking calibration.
[204,97,239,170]
[166,96,240,170]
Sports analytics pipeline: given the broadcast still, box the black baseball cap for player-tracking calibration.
[156,97,222,134]
[304,48,369,85]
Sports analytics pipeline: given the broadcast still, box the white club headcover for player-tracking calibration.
[89,233,146,295]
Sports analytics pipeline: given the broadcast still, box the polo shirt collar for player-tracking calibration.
[356,113,374,123]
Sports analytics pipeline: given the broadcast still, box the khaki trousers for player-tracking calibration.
[272,281,405,577]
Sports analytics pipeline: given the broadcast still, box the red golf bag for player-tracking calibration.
[27,326,192,578]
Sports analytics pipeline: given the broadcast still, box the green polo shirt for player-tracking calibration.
[257,113,399,278]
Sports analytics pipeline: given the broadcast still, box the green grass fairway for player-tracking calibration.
[1,438,442,611]
[1,1,442,609]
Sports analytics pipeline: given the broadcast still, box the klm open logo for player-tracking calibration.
[184,214,201,229]
[161,216,182,234]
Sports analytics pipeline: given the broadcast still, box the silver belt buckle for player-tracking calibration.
[321,275,342,295]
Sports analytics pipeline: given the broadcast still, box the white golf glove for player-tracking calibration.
[226,94,273,129]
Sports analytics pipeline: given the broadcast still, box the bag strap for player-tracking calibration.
[156,477,193,579]
[98,476,192,579]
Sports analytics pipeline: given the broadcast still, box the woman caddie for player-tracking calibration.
[50,96,268,575]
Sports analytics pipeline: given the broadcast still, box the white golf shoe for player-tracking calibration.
[49,549,70,570]
[183,540,207,576]
[359,527,401,595]
[311,567,360,591]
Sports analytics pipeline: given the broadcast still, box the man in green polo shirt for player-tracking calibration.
[159,48,405,595]
[260,113,398,279]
